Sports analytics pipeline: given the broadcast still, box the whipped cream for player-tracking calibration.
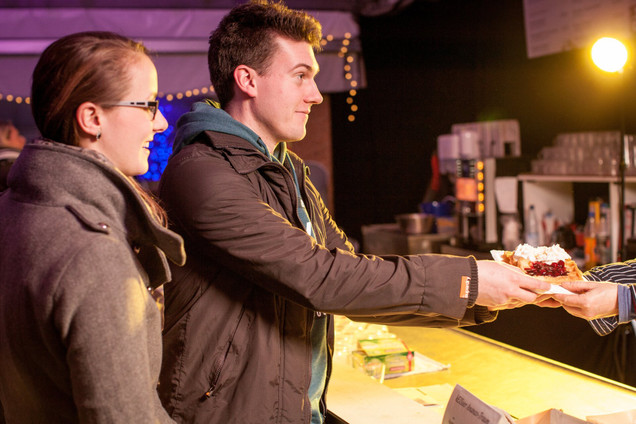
[513,243,571,264]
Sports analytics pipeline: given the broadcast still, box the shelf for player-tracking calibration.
[518,173,636,183]
[519,176,636,262]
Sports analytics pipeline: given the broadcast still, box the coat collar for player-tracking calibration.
[8,139,185,287]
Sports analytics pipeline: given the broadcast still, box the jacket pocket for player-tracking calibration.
[200,299,249,401]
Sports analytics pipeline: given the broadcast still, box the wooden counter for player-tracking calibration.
[327,327,636,423]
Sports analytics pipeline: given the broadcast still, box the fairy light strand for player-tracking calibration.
[0,33,359,183]
[1,33,359,122]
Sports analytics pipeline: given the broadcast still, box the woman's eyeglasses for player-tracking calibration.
[106,100,159,120]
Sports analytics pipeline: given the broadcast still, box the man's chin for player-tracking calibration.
[286,129,307,143]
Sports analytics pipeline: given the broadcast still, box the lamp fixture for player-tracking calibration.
[591,37,628,73]
[591,36,630,260]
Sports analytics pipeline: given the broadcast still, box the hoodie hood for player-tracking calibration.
[172,99,271,157]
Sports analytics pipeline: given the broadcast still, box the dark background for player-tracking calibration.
[331,0,635,243]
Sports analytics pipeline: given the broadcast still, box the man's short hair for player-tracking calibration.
[208,0,322,107]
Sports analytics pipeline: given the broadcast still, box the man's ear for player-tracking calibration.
[233,65,258,98]
[75,101,102,140]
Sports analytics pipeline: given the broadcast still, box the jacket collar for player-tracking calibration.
[199,130,307,177]
[8,139,185,287]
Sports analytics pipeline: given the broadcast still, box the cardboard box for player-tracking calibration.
[352,338,414,377]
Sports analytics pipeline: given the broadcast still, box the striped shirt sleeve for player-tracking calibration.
[584,260,636,336]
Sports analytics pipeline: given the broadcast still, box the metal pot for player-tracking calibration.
[395,213,434,235]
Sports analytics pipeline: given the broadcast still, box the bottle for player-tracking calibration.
[525,205,540,247]
[595,206,610,265]
[501,213,522,251]
[542,210,556,245]
[584,211,598,269]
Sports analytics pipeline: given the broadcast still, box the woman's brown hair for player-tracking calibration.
[31,31,167,225]
[31,31,148,146]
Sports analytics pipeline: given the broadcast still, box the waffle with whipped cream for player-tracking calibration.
[494,244,583,284]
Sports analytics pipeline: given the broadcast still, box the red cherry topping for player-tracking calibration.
[524,260,566,277]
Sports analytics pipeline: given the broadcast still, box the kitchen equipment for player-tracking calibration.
[436,122,528,250]
[361,224,451,255]
[395,213,434,235]
[454,157,529,249]
[451,120,521,158]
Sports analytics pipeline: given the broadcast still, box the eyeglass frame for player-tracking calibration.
[104,100,160,120]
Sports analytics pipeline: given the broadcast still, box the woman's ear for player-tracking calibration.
[233,65,258,98]
[75,102,102,142]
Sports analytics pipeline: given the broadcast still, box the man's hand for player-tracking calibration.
[475,260,551,310]
[551,281,618,320]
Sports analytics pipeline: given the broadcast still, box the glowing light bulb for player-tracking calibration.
[592,37,628,73]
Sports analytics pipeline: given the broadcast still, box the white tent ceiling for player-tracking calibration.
[0,6,366,102]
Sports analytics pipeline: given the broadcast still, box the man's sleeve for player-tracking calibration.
[585,261,636,335]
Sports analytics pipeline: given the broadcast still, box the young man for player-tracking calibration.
[157,1,549,423]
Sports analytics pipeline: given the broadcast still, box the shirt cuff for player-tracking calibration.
[467,256,479,308]
[617,284,633,324]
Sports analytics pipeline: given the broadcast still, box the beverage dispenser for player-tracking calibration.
[437,124,528,250]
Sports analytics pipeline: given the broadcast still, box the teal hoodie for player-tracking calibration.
[172,99,262,156]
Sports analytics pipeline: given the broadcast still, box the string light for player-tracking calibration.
[0,31,362,177]
[0,93,32,104]
[321,31,359,123]
[1,37,360,120]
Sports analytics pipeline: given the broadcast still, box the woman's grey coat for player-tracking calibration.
[0,140,185,423]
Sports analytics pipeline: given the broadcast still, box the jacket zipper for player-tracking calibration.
[268,160,307,231]
[201,304,247,400]
[304,309,315,423]
[275,299,286,423]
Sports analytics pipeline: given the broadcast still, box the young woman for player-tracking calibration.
[0,32,185,423]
